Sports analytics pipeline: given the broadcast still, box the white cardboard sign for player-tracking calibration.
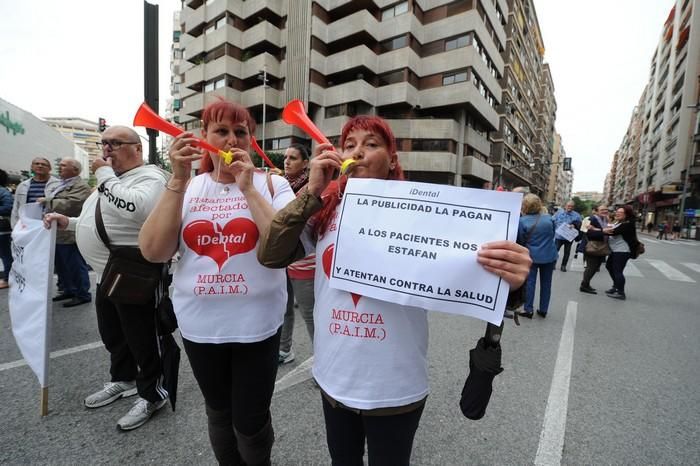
[328,179,522,325]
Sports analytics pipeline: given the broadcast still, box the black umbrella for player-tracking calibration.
[459,322,504,420]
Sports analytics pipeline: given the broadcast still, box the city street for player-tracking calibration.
[1,237,699,465]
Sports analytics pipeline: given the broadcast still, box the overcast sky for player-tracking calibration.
[0,0,675,191]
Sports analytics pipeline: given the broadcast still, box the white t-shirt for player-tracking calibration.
[73,165,169,280]
[307,207,430,410]
[172,172,295,344]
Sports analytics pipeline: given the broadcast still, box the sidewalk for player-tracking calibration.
[637,229,698,242]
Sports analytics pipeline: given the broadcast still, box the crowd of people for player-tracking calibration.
[2,96,661,464]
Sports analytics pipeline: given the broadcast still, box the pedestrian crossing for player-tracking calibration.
[642,238,699,246]
[568,257,698,283]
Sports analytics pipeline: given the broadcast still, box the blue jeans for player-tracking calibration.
[55,243,91,300]
[525,261,556,314]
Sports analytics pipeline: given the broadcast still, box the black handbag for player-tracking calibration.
[95,200,164,305]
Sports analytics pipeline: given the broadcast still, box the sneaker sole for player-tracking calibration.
[85,387,138,409]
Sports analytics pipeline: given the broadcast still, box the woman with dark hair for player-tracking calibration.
[0,169,13,289]
[278,142,314,363]
[258,115,531,464]
[139,99,296,465]
[603,205,638,300]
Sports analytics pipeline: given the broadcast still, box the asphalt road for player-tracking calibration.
[1,235,699,465]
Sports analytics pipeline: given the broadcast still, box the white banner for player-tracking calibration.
[328,179,522,325]
[9,204,56,387]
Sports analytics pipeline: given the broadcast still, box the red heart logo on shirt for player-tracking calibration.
[322,244,362,307]
[183,218,258,271]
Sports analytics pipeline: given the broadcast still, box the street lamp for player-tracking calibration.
[257,66,269,168]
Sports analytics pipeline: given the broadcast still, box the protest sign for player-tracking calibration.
[328,179,522,325]
[9,204,56,414]
[555,222,578,242]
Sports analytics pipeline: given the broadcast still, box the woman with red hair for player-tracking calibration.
[259,115,531,464]
[140,99,296,465]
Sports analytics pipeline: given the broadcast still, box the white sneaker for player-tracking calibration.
[278,350,295,365]
[84,381,137,408]
[116,397,167,431]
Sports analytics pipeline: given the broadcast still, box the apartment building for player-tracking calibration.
[177,0,526,187]
[166,10,184,126]
[606,0,699,226]
[490,0,556,195]
[42,117,96,178]
[545,131,571,208]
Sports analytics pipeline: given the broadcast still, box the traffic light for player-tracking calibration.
[563,157,572,171]
[98,117,107,133]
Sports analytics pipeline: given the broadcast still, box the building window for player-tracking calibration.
[381,1,408,20]
[378,69,405,86]
[411,139,450,152]
[442,70,468,86]
[380,34,409,52]
[204,82,215,92]
[325,103,358,119]
[445,34,470,51]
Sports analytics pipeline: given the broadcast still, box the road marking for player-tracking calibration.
[273,356,314,394]
[534,301,577,466]
[643,238,659,244]
[681,263,700,274]
[624,261,643,278]
[646,259,696,282]
[0,341,103,373]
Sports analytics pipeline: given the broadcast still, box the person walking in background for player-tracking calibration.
[553,200,582,272]
[646,221,654,234]
[672,221,681,240]
[44,126,171,431]
[0,169,13,289]
[517,194,557,318]
[656,221,667,240]
[10,157,60,227]
[603,205,639,300]
[139,100,295,464]
[41,158,93,307]
[278,143,316,364]
[579,205,609,294]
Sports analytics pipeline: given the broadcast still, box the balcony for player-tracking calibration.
[376,82,419,108]
[418,82,499,130]
[462,155,493,181]
[465,127,491,156]
[321,45,378,76]
[181,88,241,117]
[399,151,457,173]
[241,86,283,109]
[241,21,283,49]
[389,118,459,140]
[323,80,377,107]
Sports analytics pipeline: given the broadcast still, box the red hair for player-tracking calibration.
[198,98,256,173]
[314,115,404,237]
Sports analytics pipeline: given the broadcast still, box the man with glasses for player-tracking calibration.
[41,158,92,308]
[44,126,171,431]
[10,157,60,227]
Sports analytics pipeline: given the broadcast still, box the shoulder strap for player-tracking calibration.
[94,199,113,251]
[266,171,275,198]
[525,214,542,245]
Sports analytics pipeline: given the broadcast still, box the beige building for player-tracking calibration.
[490,0,557,195]
[605,0,700,226]
[43,117,99,177]
[176,0,564,188]
[572,191,603,202]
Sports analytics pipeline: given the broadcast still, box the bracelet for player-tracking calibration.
[165,183,185,194]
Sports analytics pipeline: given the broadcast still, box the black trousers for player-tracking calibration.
[555,239,573,267]
[322,395,425,466]
[183,330,280,466]
[581,255,606,287]
[95,283,165,402]
[606,252,631,293]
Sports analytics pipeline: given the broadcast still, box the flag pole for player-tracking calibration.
[40,220,57,416]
